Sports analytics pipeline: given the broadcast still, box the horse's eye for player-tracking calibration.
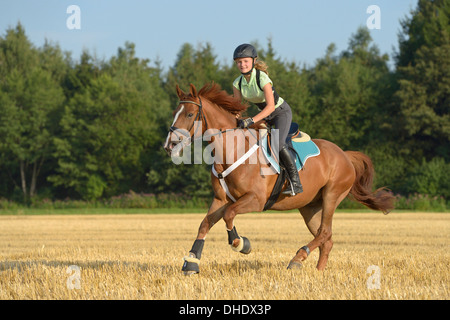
[187,113,194,118]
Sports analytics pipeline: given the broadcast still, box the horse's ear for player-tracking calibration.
[189,83,198,98]
[176,84,184,99]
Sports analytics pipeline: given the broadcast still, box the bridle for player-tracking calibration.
[169,97,208,143]
[167,97,258,152]
[168,97,239,143]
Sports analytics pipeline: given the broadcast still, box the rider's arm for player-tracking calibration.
[251,83,275,123]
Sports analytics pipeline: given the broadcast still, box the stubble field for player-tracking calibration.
[0,211,448,300]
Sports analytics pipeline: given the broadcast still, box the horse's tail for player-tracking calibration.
[345,151,395,214]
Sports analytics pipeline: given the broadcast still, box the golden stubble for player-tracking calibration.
[0,212,448,300]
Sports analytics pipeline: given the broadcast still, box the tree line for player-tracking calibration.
[0,0,448,207]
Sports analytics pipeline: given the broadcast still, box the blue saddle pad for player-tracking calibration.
[260,131,320,173]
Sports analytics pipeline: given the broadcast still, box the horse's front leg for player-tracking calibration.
[182,197,229,275]
[223,192,261,255]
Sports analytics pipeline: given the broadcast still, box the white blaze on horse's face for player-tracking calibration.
[164,99,204,157]
[166,105,184,143]
[164,105,185,156]
[165,102,201,157]
[172,105,185,125]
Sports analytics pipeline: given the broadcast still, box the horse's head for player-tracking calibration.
[164,84,206,157]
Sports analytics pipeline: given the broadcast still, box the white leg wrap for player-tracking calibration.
[183,255,200,264]
[230,236,244,252]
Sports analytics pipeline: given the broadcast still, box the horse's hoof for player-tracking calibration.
[183,269,199,276]
[182,255,200,275]
[287,260,303,270]
[231,236,252,254]
[182,261,199,275]
[240,236,252,254]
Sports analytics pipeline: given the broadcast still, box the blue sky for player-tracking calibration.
[1,0,417,70]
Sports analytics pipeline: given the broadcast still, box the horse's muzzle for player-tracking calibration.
[166,140,190,158]
[164,126,192,157]
[163,141,176,157]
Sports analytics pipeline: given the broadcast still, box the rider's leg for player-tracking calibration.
[279,145,303,195]
[266,102,303,195]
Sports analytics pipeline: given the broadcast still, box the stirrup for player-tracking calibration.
[282,178,303,196]
[282,188,295,196]
[282,187,303,196]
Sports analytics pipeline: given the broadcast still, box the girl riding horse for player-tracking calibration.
[232,43,302,196]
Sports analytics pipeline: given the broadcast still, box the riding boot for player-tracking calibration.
[279,145,303,195]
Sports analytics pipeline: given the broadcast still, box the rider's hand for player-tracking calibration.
[237,117,254,129]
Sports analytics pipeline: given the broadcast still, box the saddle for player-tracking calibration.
[260,122,320,210]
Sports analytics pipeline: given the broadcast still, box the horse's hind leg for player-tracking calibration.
[289,186,351,270]
[302,204,334,270]
[315,187,351,269]
[317,237,334,270]
[288,201,334,270]
[288,202,331,270]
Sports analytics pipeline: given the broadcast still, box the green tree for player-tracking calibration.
[165,42,220,103]
[306,27,392,150]
[406,157,450,197]
[396,0,450,68]
[50,43,169,200]
[0,24,65,202]
[389,0,450,199]
[394,0,450,160]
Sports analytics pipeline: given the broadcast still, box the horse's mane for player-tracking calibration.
[198,82,248,115]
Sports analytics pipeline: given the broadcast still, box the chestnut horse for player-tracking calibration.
[164,82,394,274]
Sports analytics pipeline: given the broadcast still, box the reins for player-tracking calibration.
[170,98,258,143]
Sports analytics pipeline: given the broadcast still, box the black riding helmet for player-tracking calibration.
[233,44,257,75]
[233,43,257,60]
